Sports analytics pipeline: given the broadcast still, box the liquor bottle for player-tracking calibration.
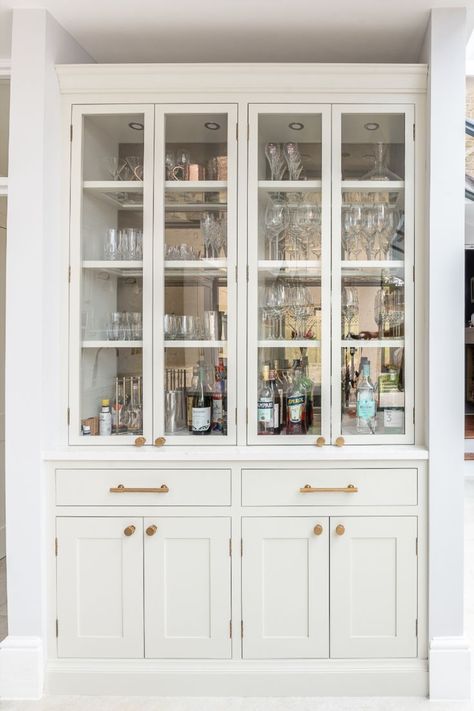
[286,366,307,435]
[356,361,376,434]
[192,363,212,435]
[300,354,314,430]
[99,399,112,436]
[268,369,282,434]
[212,361,224,432]
[257,365,274,435]
[186,364,199,431]
[220,357,228,435]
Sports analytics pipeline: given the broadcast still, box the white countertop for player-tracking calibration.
[42,445,429,463]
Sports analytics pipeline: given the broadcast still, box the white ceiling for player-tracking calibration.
[0,0,473,63]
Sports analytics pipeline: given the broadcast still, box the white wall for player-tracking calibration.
[423,7,472,700]
[0,9,91,699]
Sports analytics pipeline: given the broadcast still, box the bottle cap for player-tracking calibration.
[101,399,110,406]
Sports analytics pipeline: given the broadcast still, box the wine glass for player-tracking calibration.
[296,203,321,260]
[264,198,289,260]
[125,156,143,181]
[342,286,359,338]
[363,207,377,260]
[104,157,127,181]
[265,143,285,181]
[283,142,303,180]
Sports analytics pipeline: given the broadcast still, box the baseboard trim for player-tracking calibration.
[0,636,44,699]
[46,658,429,697]
[429,637,471,699]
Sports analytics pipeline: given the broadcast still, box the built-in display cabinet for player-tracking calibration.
[47,64,428,697]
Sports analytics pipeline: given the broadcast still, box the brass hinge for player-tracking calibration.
[241,620,244,638]
[415,619,418,636]
[68,266,71,283]
[236,123,238,142]
[230,620,232,638]
[67,407,70,426]
[413,123,415,141]
[70,125,73,142]
[229,538,232,557]
[56,619,59,637]
[415,537,418,556]
[55,538,58,556]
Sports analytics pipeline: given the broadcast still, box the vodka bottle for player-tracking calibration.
[356,362,376,434]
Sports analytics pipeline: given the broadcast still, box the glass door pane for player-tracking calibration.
[248,106,330,444]
[70,107,153,444]
[333,107,414,443]
[156,106,237,444]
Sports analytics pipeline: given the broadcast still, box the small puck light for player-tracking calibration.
[128,121,144,131]
[289,121,304,131]
[204,121,220,130]
[364,122,380,131]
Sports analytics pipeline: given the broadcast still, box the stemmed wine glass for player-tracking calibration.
[264,143,286,181]
[342,286,359,338]
[363,206,377,260]
[283,142,303,180]
[296,203,321,260]
[265,198,289,260]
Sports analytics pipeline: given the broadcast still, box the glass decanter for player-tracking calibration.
[361,142,401,181]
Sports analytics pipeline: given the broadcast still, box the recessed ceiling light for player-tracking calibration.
[289,122,304,131]
[128,121,144,131]
[205,121,220,131]
[364,122,380,131]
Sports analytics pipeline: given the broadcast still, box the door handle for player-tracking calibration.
[299,484,358,494]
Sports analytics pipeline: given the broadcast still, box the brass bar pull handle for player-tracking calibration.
[110,484,170,494]
[300,484,358,494]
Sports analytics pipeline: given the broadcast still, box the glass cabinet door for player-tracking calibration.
[248,105,331,444]
[154,105,237,444]
[69,105,154,445]
[332,106,415,443]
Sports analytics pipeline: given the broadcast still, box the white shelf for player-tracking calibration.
[258,180,321,192]
[339,339,404,348]
[341,180,404,192]
[258,340,320,348]
[83,181,143,192]
[341,260,404,269]
[82,340,143,348]
[258,260,321,271]
[164,340,227,348]
[165,181,227,192]
[82,260,143,277]
[165,259,227,270]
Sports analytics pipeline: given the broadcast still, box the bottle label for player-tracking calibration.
[356,398,376,420]
[192,406,211,432]
[258,398,273,423]
[273,403,279,429]
[99,411,112,436]
[288,394,305,423]
[212,396,223,430]
[383,408,404,428]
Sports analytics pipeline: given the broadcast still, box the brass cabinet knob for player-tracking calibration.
[134,436,146,447]
[335,436,345,447]
[124,525,136,537]
[335,524,345,536]
[154,437,166,447]
[146,525,158,537]
[313,524,323,536]
[315,436,325,447]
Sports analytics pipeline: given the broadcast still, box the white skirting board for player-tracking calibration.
[0,636,44,699]
[429,637,471,700]
[46,659,428,697]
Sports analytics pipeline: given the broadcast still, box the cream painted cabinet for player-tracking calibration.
[241,517,329,659]
[330,516,418,658]
[144,517,231,658]
[56,517,144,658]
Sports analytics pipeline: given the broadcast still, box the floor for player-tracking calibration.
[1,486,474,710]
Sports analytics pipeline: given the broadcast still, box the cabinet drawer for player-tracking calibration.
[56,469,231,506]
[241,468,417,506]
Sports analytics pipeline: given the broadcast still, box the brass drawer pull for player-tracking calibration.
[300,484,358,494]
[313,524,323,536]
[110,484,170,494]
[134,436,146,447]
[124,525,136,536]
[154,437,166,447]
[146,525,158,536]
[335,524,345,536]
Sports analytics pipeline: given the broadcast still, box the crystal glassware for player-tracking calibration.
[125,156,143,181]
[283,142,303,181]
[360,141,402,181]
[104,156,127,181]
[264,198,289,260]
[104,228,120,260]
[264,143,285,181]
[341,287,359,338]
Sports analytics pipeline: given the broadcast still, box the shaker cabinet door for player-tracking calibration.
[330,516,417,658]
[242,517,329,658]
[56,517,144,658]
[144,517,231,658]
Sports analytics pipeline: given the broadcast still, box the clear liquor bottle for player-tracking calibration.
[356,361,376,434]
[268,369,282,435]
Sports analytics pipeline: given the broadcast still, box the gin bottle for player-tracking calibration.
[356,362,376,434]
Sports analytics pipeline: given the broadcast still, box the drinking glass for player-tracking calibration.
[349,206,364,258]
[164,314,178,340]
[125,156,143,181]
[117,229,129,260]
[283,142,303,180]
[173,149,191,180]
[182,315,196,340]
[127,228,141,260]
[264,198,289,260]
[130,312,142,340]
[264,143,285,181]
[165,151,175,180]
[104,228,120,260]
[296,203,321,260]
[104,156,127,181]
[341,287,359,337]
[107,312,122,341]
[363,207,377,260]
